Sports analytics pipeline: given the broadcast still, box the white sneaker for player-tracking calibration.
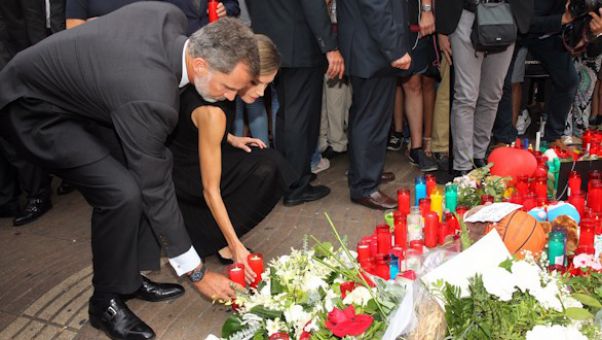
[311,157,330,174]
[516,109,531,135]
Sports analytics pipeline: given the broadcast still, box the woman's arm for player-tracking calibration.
[191,106,255,283]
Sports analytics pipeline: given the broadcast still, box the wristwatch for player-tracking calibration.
[421,3,433,12]
[188,265,207,282]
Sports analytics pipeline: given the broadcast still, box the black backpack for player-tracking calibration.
[470,1,517,53]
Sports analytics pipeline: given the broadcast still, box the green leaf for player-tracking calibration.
[565,307,594,320]
[270,273,284,295]
[221,315,243,338]
[250,305,283,320]
[313,241,333,259]
[498,258,513,272]
[571,293,602,309]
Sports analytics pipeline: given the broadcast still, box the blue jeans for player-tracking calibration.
[233,85,279,146]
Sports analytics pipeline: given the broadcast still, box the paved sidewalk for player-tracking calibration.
[0,153,420,339]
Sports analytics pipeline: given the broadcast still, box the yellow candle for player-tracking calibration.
[430,190,443,221]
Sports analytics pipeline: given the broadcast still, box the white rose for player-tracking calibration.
[526,325,587,340]
[481,267,516,301]
[511,261,542,293]
[342,286,373,306]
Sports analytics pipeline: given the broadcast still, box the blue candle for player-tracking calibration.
[389,254,399,280]
[415,176,426,205]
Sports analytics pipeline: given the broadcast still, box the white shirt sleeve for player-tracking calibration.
[168,246,202,276]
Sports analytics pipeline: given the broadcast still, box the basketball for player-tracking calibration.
[465,207,547,258]
[489,210,547,257]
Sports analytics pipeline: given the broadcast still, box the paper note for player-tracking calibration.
[463,202,522,223]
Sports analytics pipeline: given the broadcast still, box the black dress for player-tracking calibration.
[170,87,296,258]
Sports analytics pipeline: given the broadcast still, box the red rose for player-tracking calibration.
[325,305,373,337]
[340,281,356,299]
[268,332,290,340]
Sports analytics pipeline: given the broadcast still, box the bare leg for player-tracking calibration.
[393,82,404,133]
[402,75,423,149]
[421,75,436,156]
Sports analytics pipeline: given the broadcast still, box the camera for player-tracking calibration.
[569,0,602,19]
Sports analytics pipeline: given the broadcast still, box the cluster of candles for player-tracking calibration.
[227,253,264,288]
[582,129,602,157]
[548,216,602,270]
[356,176,463,280]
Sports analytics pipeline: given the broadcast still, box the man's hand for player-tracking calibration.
[192,271,243,302]
[438,34,452,66]
[326,50,345,79]
[228,135,266,152]
[216,2,227,18]
[562,1,574,25]
[419,11,436,37]
[391,53,412,70]
[590,9,602,36]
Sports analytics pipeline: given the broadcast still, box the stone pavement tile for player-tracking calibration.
[0,311,17,334]
[51,286,92,325]
[0,314,26,339]
[24,266,92,317]
[10,319,44,339]
[39,274,92,320]
[34,324,62,339]
[53,328,78,340]
[67,304,88,330]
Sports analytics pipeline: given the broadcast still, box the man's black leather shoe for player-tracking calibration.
[0,201,20,218]
[129,276,185,302]
[283,185,330,206]
[13,197,52,226]
[89,297,155,340]
[473,158,488,168]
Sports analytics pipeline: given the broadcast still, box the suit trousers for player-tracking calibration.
[0,99,160,295]
[0,137,51,202]
[493,45,521,144]
[319,76,351,153]
[450,10,514,171]
[521,36,578,142]
[275,67,324,197]
[348,75,396,199]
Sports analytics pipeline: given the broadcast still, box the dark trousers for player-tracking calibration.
[348,75,396,199]
[1,100,158,295]
[522,36,578,141]
[274,67,324,197]
[493,45,520,144]
[0,138,51,205]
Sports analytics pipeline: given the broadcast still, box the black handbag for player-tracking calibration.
[470,0,517,53]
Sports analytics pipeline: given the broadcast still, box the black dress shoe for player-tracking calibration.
[129,276,184,302]
[57,181,76,195]
[13,197,52,226]
[351,190,397,210]
[89,297,155,340]
[473,158,488,168]
[0,201,20,218]
[283,185,330,206]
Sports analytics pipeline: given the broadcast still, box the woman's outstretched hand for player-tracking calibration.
[228,134,267,152]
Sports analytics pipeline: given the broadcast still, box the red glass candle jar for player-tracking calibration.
[425,174,437,196]
[228,263,246,287]
[247,253,264,288]
[397,187,411,216]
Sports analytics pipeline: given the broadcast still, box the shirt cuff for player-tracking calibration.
[168,246,202,276]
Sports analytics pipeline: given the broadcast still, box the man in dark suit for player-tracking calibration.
[247,0,344,207]
[0,3,258,339]
[166,0,240,35]
[337,0,411,210]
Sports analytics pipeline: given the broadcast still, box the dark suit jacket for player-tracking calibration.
[337,0,410,79]
[528,0,565,36]
[247,0,337,68]
[165,0,240,35]
[0,2,193,257]
[437,0,534,35]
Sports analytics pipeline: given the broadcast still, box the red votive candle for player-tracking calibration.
[509,191,524,205]
[228,263,246,287]
[568,171,582,197]
[456,205,469,221]
[439,221,449,245]
[424,211,439,248]
[445,211,461,235]
[533,176,547,201]
[425,174,437,196]
[419,198,431,217]
[357,242,370,262]
[588,179,602,212]
[589,171,601,191]
[394,217,407,249]
[369,235,378,258]
[522,193,537,212]
[376,224,392,254]
[577,218,596,254]
[247,253,264,288]
[397,188,411,215]
[409,240,424,254]
[568,190,586,217]
[516,175,529,196]
[375,254,390,280]
[208,0,219,23]
[481,194,494,205]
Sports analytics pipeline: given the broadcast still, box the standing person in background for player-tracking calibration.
[437,0,531,177]
[338,0,411,210]
[65,0,145,28]
[166,0,239,35]
[247,0,345,207]
[0,0,64,226]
